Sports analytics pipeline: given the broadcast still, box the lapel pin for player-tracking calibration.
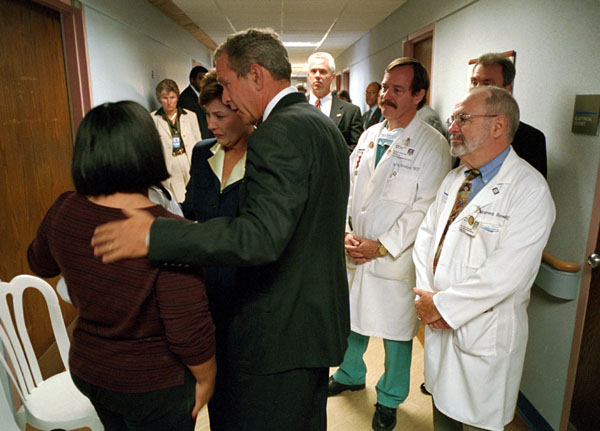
[336,112,343,118]
[369,141,374,148]
[492,187,499,194]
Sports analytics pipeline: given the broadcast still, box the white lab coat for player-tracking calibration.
[347,116,450,340]
[413,148,555,430]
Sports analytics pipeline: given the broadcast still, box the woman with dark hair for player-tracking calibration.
[152,79,202,203]
[180,70,253,430]
[27,101,216,431]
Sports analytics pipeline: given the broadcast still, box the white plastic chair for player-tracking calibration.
[0,274,103,431]
[0,376,22,431]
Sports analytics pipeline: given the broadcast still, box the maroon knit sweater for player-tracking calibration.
[28,191,215,393]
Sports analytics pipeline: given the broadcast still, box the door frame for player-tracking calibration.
[33,0,93,130]
[561,158,600,429]
[402,23,434,101]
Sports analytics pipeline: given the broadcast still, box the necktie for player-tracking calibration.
[315,98,321,109]
[432,169,481,274]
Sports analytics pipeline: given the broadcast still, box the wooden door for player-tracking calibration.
[403,25,434,106]
[569,225,600,430]
[0,0,77,376]
[412,37,433,106]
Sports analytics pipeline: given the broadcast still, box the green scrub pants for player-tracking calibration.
[333,331,413,408]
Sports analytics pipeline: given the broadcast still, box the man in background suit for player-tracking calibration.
[91,28,350,431]
[308,52,363,151]
[178,65,214,139]
[362,81,382,130]
[469,52,547,177]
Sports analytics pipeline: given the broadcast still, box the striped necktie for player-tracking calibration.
[315,98,321,109]
[432,169,481,274]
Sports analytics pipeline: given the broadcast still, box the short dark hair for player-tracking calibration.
[213,28,291,81]
[190,65,208,80]
[474,53,516,87]
[199,70,222,106]
[385,58,429,110]
[367,82,382,92]
[72,101,169,196]
[338,90,352,103]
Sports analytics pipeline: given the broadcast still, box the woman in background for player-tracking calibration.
[181,70,253,431]
[152,79,202,202]
[28,101,215,431]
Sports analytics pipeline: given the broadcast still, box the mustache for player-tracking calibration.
[380,99,397,109]
[450,134,464,142]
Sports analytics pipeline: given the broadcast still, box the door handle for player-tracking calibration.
[588,252,600,268]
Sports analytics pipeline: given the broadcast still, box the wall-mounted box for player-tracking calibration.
[572,94,600,136]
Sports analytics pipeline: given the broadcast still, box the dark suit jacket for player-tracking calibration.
[362,106,382,130]
[329,95,363,151]
[511,121,547,178]
[180,138,237,307]
[178,85,214,139]
[149,92,350,374]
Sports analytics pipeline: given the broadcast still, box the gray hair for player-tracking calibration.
[213,28,291,81]
[308,52,336,73]
[472,86,520,142]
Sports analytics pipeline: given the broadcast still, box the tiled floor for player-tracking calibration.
[22,327,531,431]
[195,326,531,430]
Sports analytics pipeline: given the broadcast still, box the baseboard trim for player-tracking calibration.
[517,391,554,431]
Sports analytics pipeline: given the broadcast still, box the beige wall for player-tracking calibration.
[336,0,600,429]
[81,0,213,109]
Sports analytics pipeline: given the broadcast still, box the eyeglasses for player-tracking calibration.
[446,113,498,128]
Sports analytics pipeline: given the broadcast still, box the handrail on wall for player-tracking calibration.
[542,250,580,273]
[535,250,581,300]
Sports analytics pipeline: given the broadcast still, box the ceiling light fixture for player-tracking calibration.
[284,41,319,47]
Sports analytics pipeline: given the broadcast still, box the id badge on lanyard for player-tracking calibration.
[172,135,182,153]
[170,115,185,156]
[172,134,185,156]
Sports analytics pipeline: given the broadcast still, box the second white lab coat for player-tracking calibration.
[347,117,450,340]
[413,148,555,430]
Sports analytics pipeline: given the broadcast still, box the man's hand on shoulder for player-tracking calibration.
[91,208,155,263]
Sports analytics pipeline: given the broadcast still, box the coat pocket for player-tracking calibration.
[465,222,503,268]
[370,248,415,281]
[453,309,498,356]
[381,175,417,203]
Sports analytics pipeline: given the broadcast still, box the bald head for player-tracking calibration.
[448,86,520,168]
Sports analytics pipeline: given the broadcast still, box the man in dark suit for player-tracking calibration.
[92,28,350,431]
[362,81,382,130]
[470,52,547,177]
[308,51,363,151]
[178,65,214,139]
